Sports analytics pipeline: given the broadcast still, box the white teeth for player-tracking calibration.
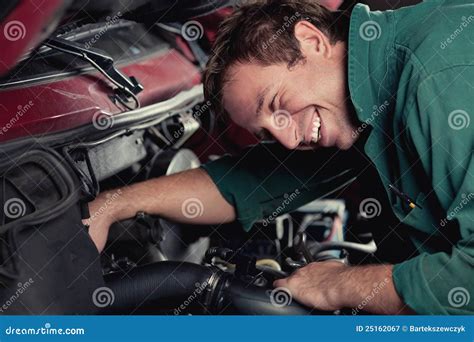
[311,117,321,143]
[311,130,320,143]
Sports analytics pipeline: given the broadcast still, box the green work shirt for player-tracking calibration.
[201,0,474,314]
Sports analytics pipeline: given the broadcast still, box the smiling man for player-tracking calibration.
[205,5,354,151]
[88,0,473,314]
[199,0,474,314]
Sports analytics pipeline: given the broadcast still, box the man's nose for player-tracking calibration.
[265,111,299,149]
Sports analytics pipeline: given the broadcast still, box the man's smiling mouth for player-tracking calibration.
[301,109,322,146]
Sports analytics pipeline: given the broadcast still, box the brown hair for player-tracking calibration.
[203,0,349,119]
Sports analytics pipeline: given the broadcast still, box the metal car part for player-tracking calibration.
[45,37,144,109]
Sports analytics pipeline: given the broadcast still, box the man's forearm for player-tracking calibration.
[87,168,235,251]
[338,264,413,314]
[99,168,234,222]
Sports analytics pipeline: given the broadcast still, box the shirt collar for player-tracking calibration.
[347,4,399,131]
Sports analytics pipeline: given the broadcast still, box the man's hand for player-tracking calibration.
[274,261,349,311]
[274,262,414,314]
[83,191,120,252]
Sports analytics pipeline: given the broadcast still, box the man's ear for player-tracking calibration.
[294,20,331,58]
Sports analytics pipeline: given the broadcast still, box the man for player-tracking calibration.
[88,0,473,314]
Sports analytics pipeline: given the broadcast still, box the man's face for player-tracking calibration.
[222,21,358,150]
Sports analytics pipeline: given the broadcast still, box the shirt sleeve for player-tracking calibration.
[393,67,474,314]
[201,142,363,231]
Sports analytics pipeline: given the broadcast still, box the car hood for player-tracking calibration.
[0,0,233,76]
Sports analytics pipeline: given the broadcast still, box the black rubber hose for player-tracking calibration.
[102,261,321,315]
[102,261,220,314]
[226,279,317,315]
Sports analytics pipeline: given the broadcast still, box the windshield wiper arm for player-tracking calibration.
[45,37,143,109]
